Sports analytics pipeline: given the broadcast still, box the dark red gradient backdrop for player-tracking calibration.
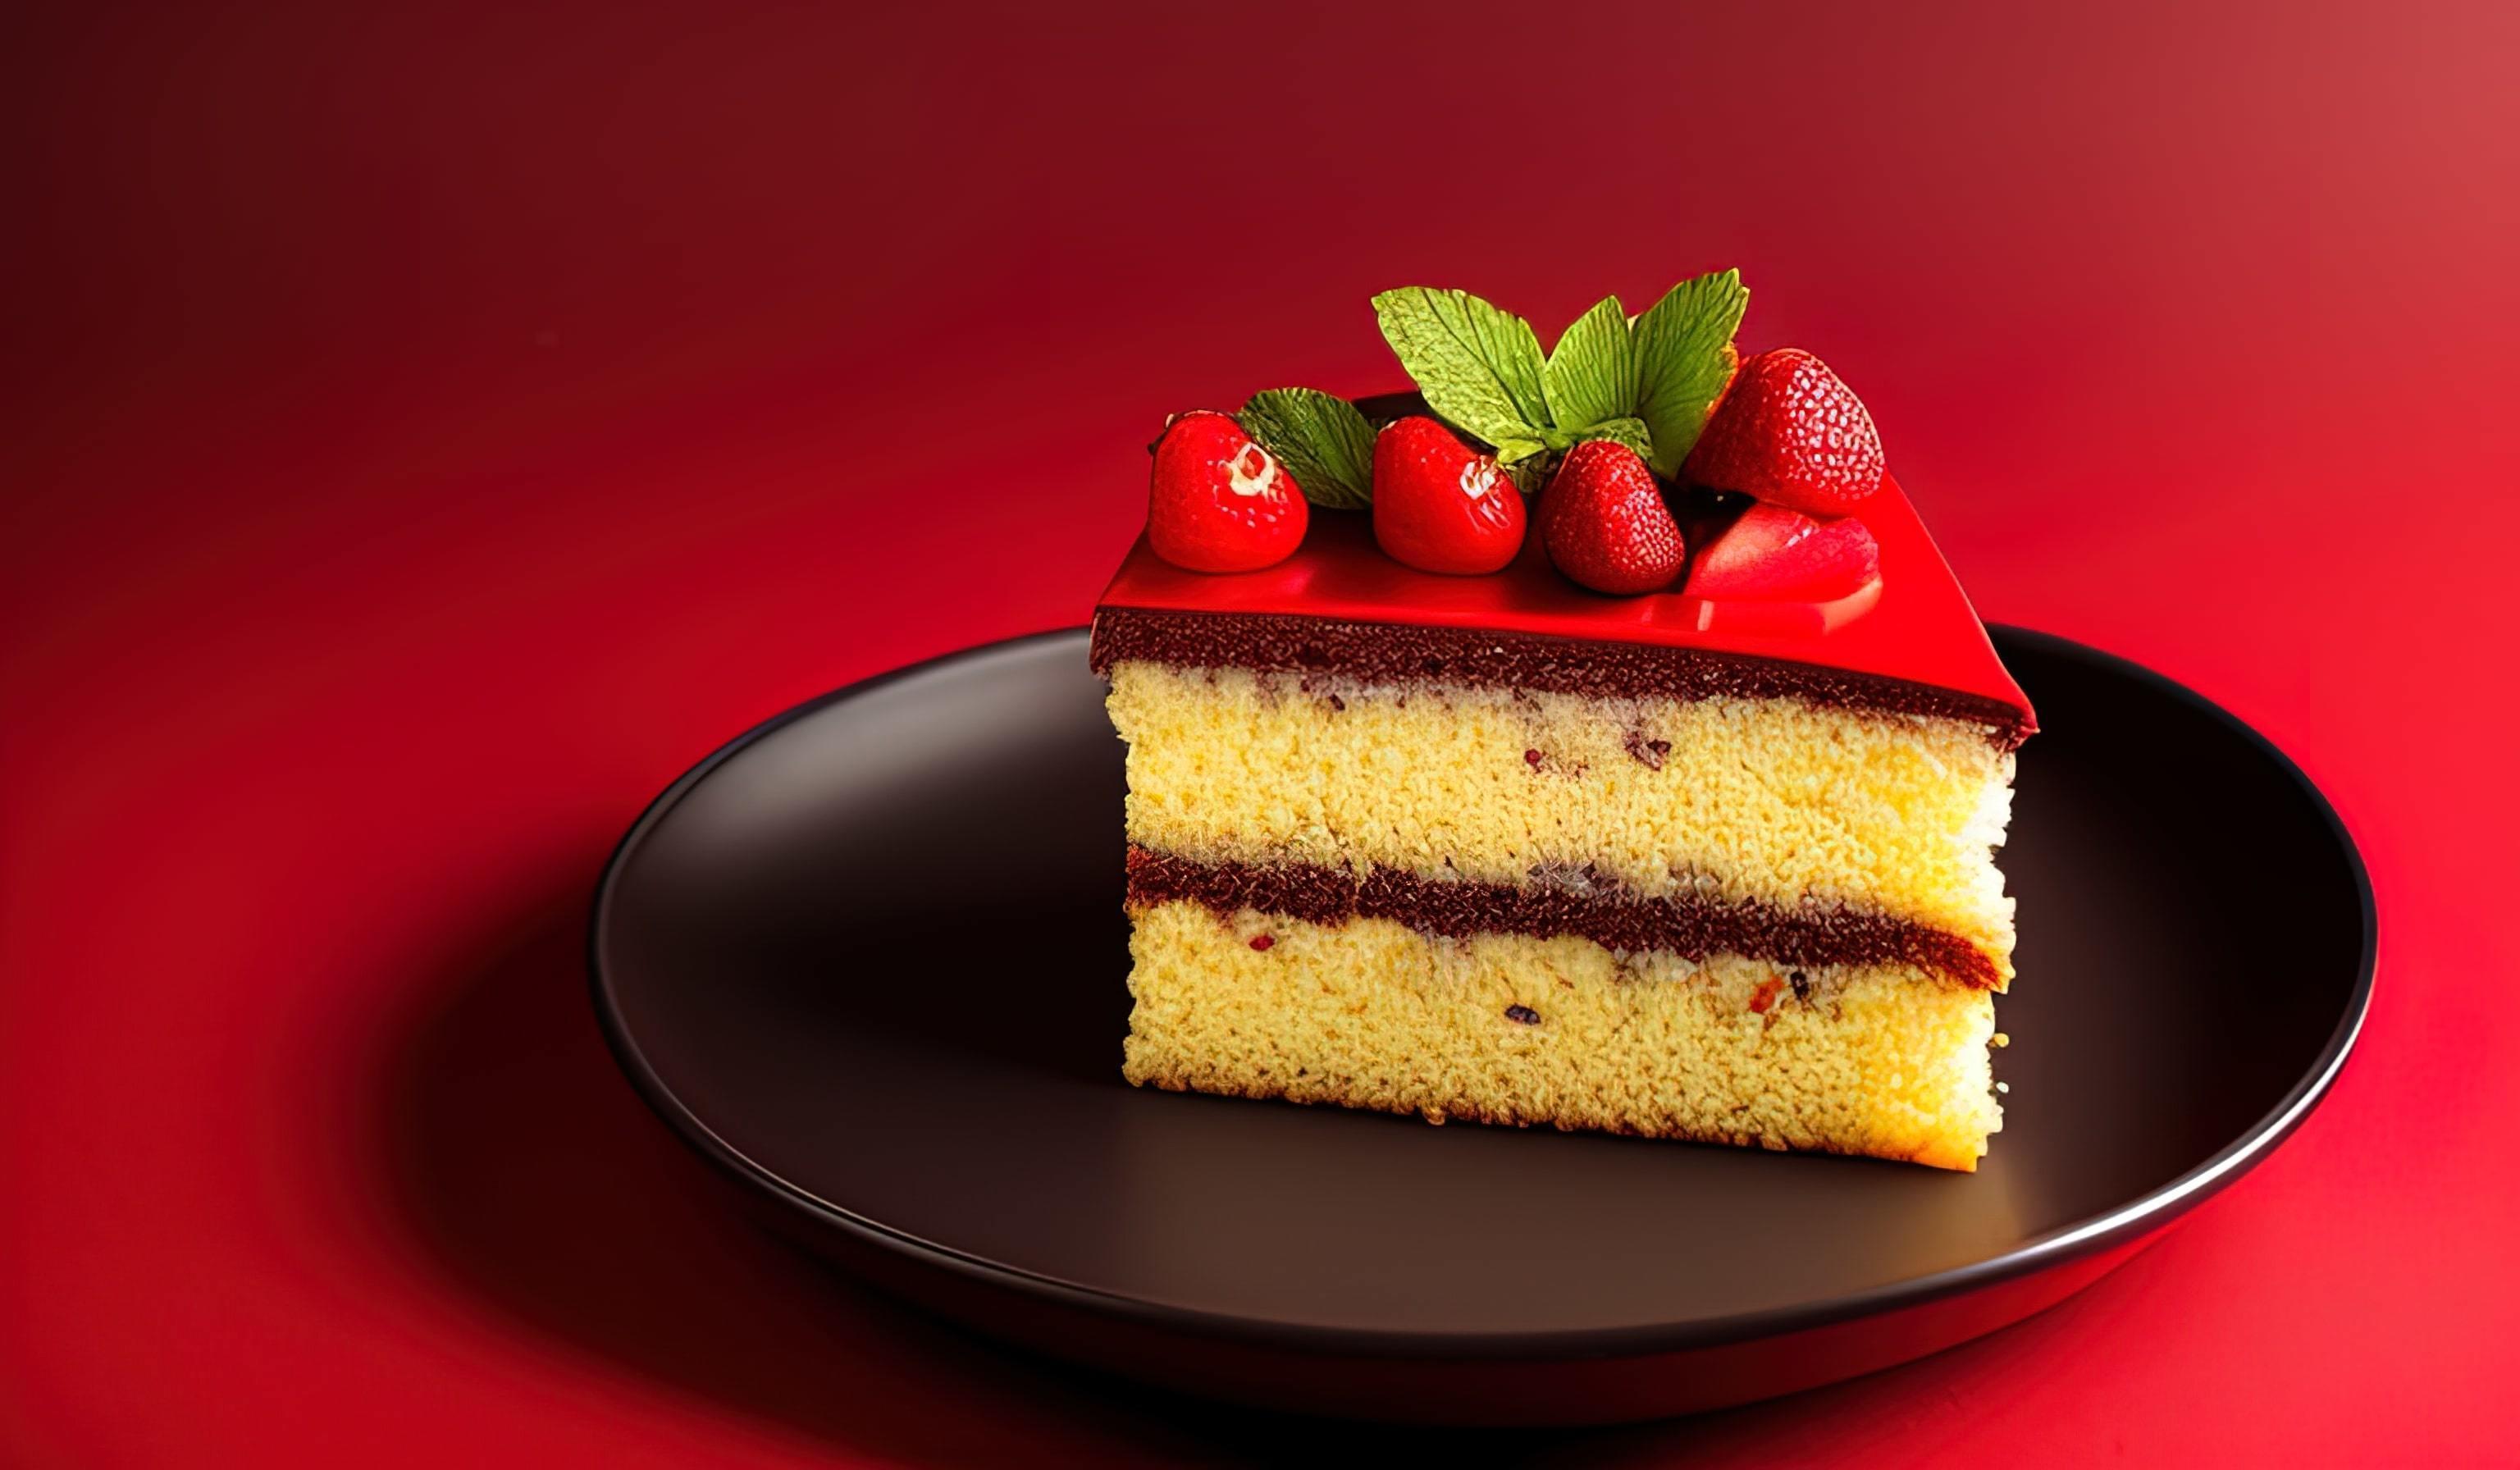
[6,3,2517,1463]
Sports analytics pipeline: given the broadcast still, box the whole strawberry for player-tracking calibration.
[1682,349,1883,517]
[1684,503,1880,601]
[1146,410,1308,573]
[1539,440,1685,595]
[1371,417,1525,574]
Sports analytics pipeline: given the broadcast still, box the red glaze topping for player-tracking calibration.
[1097,474,2033,733]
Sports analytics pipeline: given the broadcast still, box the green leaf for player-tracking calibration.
[1632,269,1748,476]
[1541,295,1636,432]
[1491,436,1551,495]
[1237,388,1376,509]
[1565,415,1654,459]
[1370,287,1551,446]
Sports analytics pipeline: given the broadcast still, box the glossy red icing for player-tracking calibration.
[1096,475,2032,726]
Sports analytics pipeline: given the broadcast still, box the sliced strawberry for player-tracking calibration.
[1539,440,1686,596]
[1684,503,1879,601]
[1683,348,1884,517]
[1371,417,1525,574]
[1145,410,1308,573]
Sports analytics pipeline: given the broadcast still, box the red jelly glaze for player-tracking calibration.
[1096,473,2034,734]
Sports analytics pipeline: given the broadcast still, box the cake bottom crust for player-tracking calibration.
[1123,899,2001,1171]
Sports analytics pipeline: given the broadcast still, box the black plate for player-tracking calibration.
[590,628,2373,1424]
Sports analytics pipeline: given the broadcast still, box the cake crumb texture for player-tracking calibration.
[1121,899,2001,1171]
[1106,661,2016,981]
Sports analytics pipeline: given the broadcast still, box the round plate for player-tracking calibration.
[590,628,2373,1425]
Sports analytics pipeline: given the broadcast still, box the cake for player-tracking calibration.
[1091,276,2034,1170]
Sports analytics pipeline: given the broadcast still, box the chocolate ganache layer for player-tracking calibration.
[1090,608,2033,749]
[1125,846,2003,989]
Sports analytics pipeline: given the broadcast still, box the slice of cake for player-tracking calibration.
[1092,277,2033,1170]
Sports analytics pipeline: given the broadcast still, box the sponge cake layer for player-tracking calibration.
[1122,897,2002,1171]
[1105,660,2016,981]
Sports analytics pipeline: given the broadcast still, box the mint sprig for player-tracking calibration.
[1238,387,1376,509]
[1632,269,1747,476]
[1541,294,1637,432]
[1368,288,1550,450]
[1368,272,1746,484]
[1573,415,1654,459]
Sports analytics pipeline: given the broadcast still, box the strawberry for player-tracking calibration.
[1145,410,1308,573]
[1682,349,1884,517]
[1684,503,1879,601]
[1370,417,1525,574]
[1538,440,1686,595]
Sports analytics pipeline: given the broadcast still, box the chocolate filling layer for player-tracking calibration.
[1125,846,2002,989]
[1090,608,2033,750]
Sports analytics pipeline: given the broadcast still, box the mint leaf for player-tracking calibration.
[1370,287,1550,447]
[1541,295,1637,433]
[1566,416,1653,459]
[1238,388,1376,509]
[1495,442,1551,495]
[1632,269,1748,476]
[1491,434,1547,465]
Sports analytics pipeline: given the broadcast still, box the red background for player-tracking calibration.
[7,2,2517,1463]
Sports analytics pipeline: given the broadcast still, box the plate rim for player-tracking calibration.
[587,624,2377,1359]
